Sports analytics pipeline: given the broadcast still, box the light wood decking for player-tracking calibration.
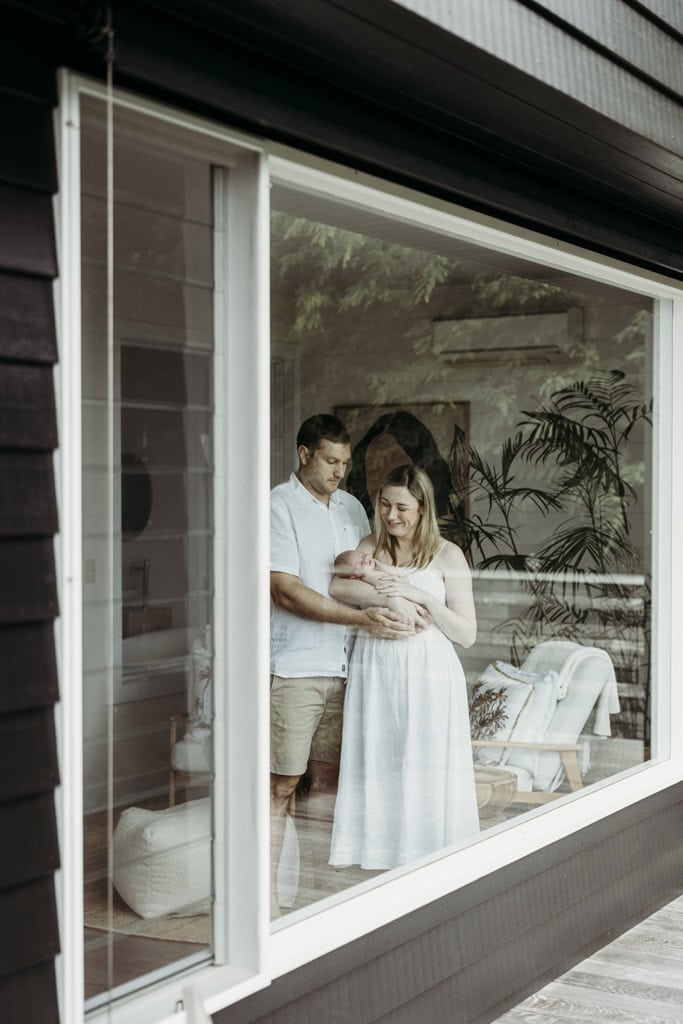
[490,894,683,1024]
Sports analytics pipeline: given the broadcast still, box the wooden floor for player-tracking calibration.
[277,738,647,917]
[489,894,683,1024]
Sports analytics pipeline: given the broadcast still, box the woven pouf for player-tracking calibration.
[113,798,211,919]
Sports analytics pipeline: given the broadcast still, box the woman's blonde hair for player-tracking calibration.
[373,464,441,569]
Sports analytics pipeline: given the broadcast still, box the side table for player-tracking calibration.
[474,765,518,826]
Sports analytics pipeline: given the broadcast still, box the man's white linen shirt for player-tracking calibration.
[270,473,370,678]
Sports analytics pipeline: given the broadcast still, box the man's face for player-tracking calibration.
[298,439,351,501]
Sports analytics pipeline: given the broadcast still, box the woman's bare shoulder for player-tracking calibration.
[358,534,377,553]
[435,540,471,573]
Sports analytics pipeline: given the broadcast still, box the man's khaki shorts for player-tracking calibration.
[270,674,345,776]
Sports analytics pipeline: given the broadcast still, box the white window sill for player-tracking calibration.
[268,760,682,979]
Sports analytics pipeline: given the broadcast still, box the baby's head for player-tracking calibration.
[334,550,377,578]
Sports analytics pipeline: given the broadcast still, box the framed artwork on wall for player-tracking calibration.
[334,401,469,525]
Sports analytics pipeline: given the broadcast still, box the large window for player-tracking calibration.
[268,181,659,922]
[80,96,217,1006]
[63,85,269,1022]
[55,77,680,1024]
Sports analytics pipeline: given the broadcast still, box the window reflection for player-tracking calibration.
[81,97,214,1005]
[270,192,653,920]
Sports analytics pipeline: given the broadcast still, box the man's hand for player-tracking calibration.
[386,596,430,631]
[361,606,418,639]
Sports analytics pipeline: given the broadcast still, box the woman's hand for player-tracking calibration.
[374,577,428,605]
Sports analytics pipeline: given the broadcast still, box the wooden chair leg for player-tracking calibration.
[169,715,177,807]
[561,747,584,792]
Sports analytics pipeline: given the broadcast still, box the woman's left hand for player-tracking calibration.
[374,577,426,604]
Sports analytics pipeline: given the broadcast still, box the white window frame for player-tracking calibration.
[53,72,271,1024]
[52,72,683,1024]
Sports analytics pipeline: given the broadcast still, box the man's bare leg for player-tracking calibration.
[270,772,300,918]
[307,759,339,804]
[296,759,339,893]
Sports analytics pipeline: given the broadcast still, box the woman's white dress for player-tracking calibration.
[330,562,480,870]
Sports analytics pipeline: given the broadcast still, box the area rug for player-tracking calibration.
[84,879,210,944]
[84,807,209,945]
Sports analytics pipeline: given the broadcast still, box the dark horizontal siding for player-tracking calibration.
[524,0,683,96]
[523,0,683,98]
[0,794,60,889]
[0,31,61,1024]
[0,272,58,363]
[0,876,60,980]
[0,184,58,277]
[396,0,683,132]
[0,622,59,713]
[0,453,58,535]
[0,539,58,621]
[0,364,58,449]
[214,785,683,1024]
[0,962,59,1024]
[632,0,683,37]
[0,708,60,801]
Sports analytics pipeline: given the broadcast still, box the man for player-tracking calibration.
[269,413,417,913]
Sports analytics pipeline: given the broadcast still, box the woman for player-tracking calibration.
[329,464,480,870]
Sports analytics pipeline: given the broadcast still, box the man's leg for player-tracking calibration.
[270,675,324,916]
[270,771,300,918]
[298,678,344,890]
[307,677,344,804]
[308,760,339,791]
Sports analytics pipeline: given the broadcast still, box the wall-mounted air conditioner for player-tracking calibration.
[433,310,581,364]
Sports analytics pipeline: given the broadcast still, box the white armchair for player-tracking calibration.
[470,640,620,804]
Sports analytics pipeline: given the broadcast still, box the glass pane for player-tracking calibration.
[269,185,655,922]
[81,97,214,1005]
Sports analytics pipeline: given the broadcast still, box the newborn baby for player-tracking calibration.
[334,549,401,585]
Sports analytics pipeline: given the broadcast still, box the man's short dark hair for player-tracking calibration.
[296,414,350,452]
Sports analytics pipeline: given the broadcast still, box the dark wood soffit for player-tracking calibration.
[111,35,683,278]
[0,93,58,194]
[0,623,59,713]
[0,5,61,105]
[105,1,683,277]
[8,1,682,274]
[129,0,683,192]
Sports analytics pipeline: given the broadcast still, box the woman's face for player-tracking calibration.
[379,485,422,541]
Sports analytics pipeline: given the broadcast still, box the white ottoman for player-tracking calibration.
[113,798,300,917]
[113,798,211,919]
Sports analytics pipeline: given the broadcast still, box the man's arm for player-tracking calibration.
[271,572,416,638]
[330,574,430,630]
